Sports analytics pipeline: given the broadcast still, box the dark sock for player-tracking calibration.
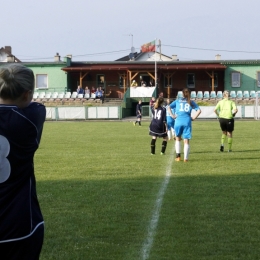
[176,153,181,158]
[139,121,141,126]
[161,140,167,154]
[151,139,156,154]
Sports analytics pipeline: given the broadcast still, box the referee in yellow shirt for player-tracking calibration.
[214,90,238,152]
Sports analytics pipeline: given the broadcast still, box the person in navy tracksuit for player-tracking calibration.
[133,100,142,126]
[0,64,46,259]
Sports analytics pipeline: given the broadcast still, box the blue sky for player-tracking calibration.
[2,0,260,62]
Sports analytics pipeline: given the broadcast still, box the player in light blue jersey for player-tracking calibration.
[165,98,175,140]
[168,88,201,162]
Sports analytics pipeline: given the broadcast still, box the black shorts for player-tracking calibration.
[136,114,142,119]
[219,118,235,132]
[0,224,44,260]
[149,131,167,138]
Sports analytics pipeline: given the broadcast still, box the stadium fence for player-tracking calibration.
[254,92,260,120]
[45,104,260,121]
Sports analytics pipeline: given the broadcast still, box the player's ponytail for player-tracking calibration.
[154,97,164,109]
[182,88,191,105]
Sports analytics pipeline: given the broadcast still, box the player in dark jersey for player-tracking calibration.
[133,100,142,126]
[149,97,168,155]
[0,64,46,259]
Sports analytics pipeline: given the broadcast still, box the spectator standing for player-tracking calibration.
[214,90,238,152]
[131,80,138,87]
[158,92,164,98]
[141,80,147,87]
[133,100,142,126]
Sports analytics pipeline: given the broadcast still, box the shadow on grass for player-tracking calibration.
[155,173,260,260]
[37,172,260,260]
[191,149,260,155]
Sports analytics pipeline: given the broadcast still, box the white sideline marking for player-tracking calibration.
[141,149,174,260]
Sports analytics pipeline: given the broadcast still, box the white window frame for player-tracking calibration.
[231,72,240,88]
[257,71,260,87]
[36,74,48,89]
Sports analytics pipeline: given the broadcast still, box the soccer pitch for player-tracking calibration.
[35,120,260,260]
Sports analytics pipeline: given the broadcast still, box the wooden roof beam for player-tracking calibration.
[205,71,215,91]
[79,71,89,87]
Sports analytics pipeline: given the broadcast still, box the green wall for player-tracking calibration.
[25,62,67,93]
[223,61,260,92]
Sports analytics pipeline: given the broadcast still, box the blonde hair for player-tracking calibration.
[223,90,229,98]
[0,64,34,100]
[154,97,164,109]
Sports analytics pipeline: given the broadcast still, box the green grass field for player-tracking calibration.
[35,120,260,260]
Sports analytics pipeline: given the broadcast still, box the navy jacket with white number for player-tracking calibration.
[0,102,46,242]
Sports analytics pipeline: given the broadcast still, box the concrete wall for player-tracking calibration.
[45,105,260,120]
[45,106,121,120]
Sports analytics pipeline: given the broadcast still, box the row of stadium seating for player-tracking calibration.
[33,92,101,102]
[33,90,259,104]
[177,90,260,100]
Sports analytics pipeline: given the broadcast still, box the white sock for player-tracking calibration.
[167,130,172,140]
[175,140,181,154]
[171,129,175,137]
[184,143,190,160]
